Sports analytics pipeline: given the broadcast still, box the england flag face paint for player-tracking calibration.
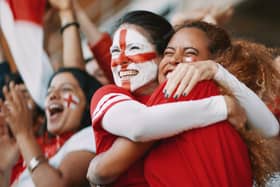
[110,27,158,92]
[63,93,80,110]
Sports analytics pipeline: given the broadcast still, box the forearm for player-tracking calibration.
[0,169,10,187]
[87,138,153,185]
[59,9,84,70]
[75,9,102,46]
[16,133,66,187]
[103,95,227,142]
[214,64,279,137]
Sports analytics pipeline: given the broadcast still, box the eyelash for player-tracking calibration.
[185,51,197,56]
[111,48,120,53]
[164,51,173,56]
[129,46,140,50]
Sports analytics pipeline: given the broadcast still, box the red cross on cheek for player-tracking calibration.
[111,29,157,68]
[63,94,79,109]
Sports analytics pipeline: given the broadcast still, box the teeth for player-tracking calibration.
[119,70,138,78]
[49,103,63,110]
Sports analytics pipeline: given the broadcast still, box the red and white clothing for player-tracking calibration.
[91,85,150,187]
[90,84,229,186]
[144,80,252,187]
[88,32,113,83]
[11,127,95,187]
[214,64,279,137]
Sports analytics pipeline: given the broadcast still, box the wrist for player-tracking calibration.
[15,130,35,142]
[59,9,76,24]
[210,61,218,75]
[224,95,233,118]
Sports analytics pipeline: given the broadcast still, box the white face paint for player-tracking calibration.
[62,93,80,110]
[110,27,158,92]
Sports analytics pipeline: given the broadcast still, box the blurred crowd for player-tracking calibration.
[0,0,279,187]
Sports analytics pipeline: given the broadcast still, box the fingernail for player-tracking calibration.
[163,89,167,94]
[183,93,186,96]
[165,93,169,98]
[174,94,178,99]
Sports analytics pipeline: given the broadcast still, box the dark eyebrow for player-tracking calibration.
[165,47,175,50]
[184,47,199,54]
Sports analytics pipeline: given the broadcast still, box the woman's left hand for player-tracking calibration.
[164,60,218,98]
[2,82,33,138]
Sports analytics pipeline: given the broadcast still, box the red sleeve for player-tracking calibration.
[90,85,134,152]
[88,33,114,83]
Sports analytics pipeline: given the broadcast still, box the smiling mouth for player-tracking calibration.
[164,69,174,78]
[48,103,64,117]
[119,70,139,79]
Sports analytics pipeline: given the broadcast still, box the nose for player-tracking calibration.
[48,89,60,101]
[170,51,183,65]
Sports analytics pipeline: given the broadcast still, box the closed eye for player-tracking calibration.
[110,46,120,54]
[163,50,174,56]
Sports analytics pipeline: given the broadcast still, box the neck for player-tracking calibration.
[133,80,158,96]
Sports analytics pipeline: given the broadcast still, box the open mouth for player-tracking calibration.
[119,70,139,79]
[47,103,64,118]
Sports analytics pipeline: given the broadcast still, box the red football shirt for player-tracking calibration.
[144,80,253,187]
[90,84,149,187]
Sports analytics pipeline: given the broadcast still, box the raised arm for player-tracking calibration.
[73,1,113,83]
[53,0,84,70]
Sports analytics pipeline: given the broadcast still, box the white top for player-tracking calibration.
[12,126,95,187]
[214,64,279,137]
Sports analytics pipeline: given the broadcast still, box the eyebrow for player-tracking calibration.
[49,83,77,90]
[183,47,199,54]
[165,46,199,54]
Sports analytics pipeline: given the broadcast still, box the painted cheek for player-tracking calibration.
[63,93,80,110]
[184,56,197,62]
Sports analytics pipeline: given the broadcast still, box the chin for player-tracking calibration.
[47,123,61,135]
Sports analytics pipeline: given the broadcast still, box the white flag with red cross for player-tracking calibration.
[0,0,54,108]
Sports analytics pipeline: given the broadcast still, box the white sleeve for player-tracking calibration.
[214,64,279,137]
[102,95,227,142]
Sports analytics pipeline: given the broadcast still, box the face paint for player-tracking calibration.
[63,93,80,110]
[184,56,196,63]
[111,28,158,92]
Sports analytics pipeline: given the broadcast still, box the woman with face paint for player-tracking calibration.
[88,11,278,187]
[0,0,102,186]
[88,10,242,187]
[88,16,274,186]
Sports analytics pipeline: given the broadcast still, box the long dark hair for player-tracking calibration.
[115,10,174,56]
[49,68,101,130]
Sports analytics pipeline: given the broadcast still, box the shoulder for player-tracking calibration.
[64,126,96,153]
[90,84,133,116]
[49,127,95,168]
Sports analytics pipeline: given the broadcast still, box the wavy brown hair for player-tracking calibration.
[216,40,280,186]
[177,21,280,186]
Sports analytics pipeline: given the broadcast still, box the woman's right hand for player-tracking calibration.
[224,95,247,129]
[164,60,218,98]
[0,100,19,172]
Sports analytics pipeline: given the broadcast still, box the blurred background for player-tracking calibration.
[43,0,280,68]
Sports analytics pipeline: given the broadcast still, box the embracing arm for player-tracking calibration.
[214,64,279,137]
[102,95,228,142]
[87,138,153,185]
[163,61,279,137]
